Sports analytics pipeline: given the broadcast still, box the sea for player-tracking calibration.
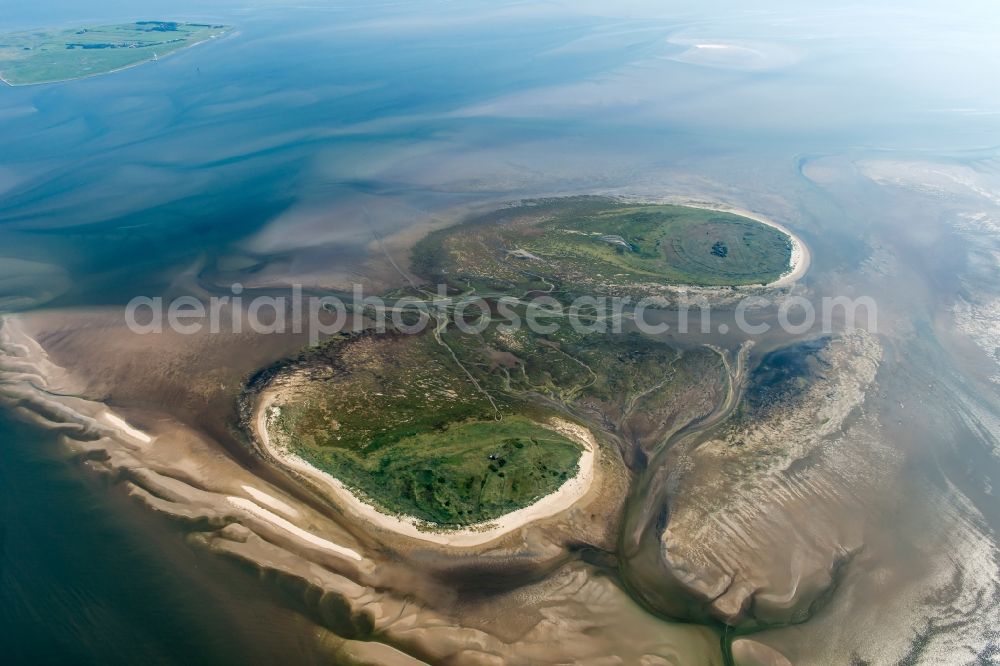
[2,0,1000,662]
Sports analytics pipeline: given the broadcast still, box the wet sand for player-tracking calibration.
[0,308,718,665]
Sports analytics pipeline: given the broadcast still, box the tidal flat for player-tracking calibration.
[243,198,790,535]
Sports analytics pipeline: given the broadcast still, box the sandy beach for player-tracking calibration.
[736,209,810,287]
[254,390,597,547]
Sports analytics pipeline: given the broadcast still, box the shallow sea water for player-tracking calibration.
[3,0,1000,662]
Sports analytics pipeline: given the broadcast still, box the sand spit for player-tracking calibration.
[241,484,301,518]
[255,390,597,548]
[227,497,362,561]
[102,411,153,444]
[0,314,366,569]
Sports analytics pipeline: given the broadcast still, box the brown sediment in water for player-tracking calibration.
[0,309,722,664]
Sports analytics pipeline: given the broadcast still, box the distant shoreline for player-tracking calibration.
[0,28,230,88]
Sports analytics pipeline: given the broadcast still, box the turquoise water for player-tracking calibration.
[3,0,1000,662]
[2,1,995,309]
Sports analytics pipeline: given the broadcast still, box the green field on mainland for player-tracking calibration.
[0,21,229,86]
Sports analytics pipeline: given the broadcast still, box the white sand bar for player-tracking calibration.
[102,411,153,444]
[227,496,362,561]
[241,484,300,518]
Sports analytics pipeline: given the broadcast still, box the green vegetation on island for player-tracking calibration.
[249,198,779,527]
[260,311,723,526]
[0,21,229,86]
[265,330,585,526]
[413,197,793,291]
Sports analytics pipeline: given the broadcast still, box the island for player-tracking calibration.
[412,197,797,291]
[243,197,802,543]
[0,21,230,86]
